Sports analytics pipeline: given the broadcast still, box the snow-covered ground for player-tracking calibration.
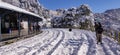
[0,28,120,55]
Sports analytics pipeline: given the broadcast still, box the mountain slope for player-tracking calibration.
[94,8,120,34]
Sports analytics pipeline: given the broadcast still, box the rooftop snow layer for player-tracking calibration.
[0,1,43,19]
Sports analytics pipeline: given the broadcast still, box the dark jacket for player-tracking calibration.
[95,22,103,34]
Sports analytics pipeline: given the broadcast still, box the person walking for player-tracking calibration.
[95,22,103,44]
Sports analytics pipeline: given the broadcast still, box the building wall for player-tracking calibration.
[21,21,28,29]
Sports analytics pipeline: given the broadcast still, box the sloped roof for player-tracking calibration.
[0,1,43,20]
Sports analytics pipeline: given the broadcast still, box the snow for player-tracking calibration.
[51,4,95,28]
[0,1,42,19]
[96,45,105,55]
[0,29,120,55]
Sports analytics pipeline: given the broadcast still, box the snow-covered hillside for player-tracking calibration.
[94,8,120,31]
[0,29,120,55]
[51,4,94,30]
[94,8,120,41]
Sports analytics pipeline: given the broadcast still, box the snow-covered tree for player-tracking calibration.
[51,4,95,30]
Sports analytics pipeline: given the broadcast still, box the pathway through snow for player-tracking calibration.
[0,29,120,55]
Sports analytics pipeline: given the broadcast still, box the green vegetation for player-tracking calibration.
[118,32,120,43]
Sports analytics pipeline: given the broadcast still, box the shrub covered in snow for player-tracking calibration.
[51,4,95,30]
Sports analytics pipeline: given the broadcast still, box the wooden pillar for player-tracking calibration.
[17,13,21,37]
[28,16,30,34]
[37,19,39,31]
[35,18,37,34]
[33,19,36,33]
[0,15,2,41]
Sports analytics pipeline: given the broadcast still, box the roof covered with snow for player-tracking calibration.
[0,1,43,20]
